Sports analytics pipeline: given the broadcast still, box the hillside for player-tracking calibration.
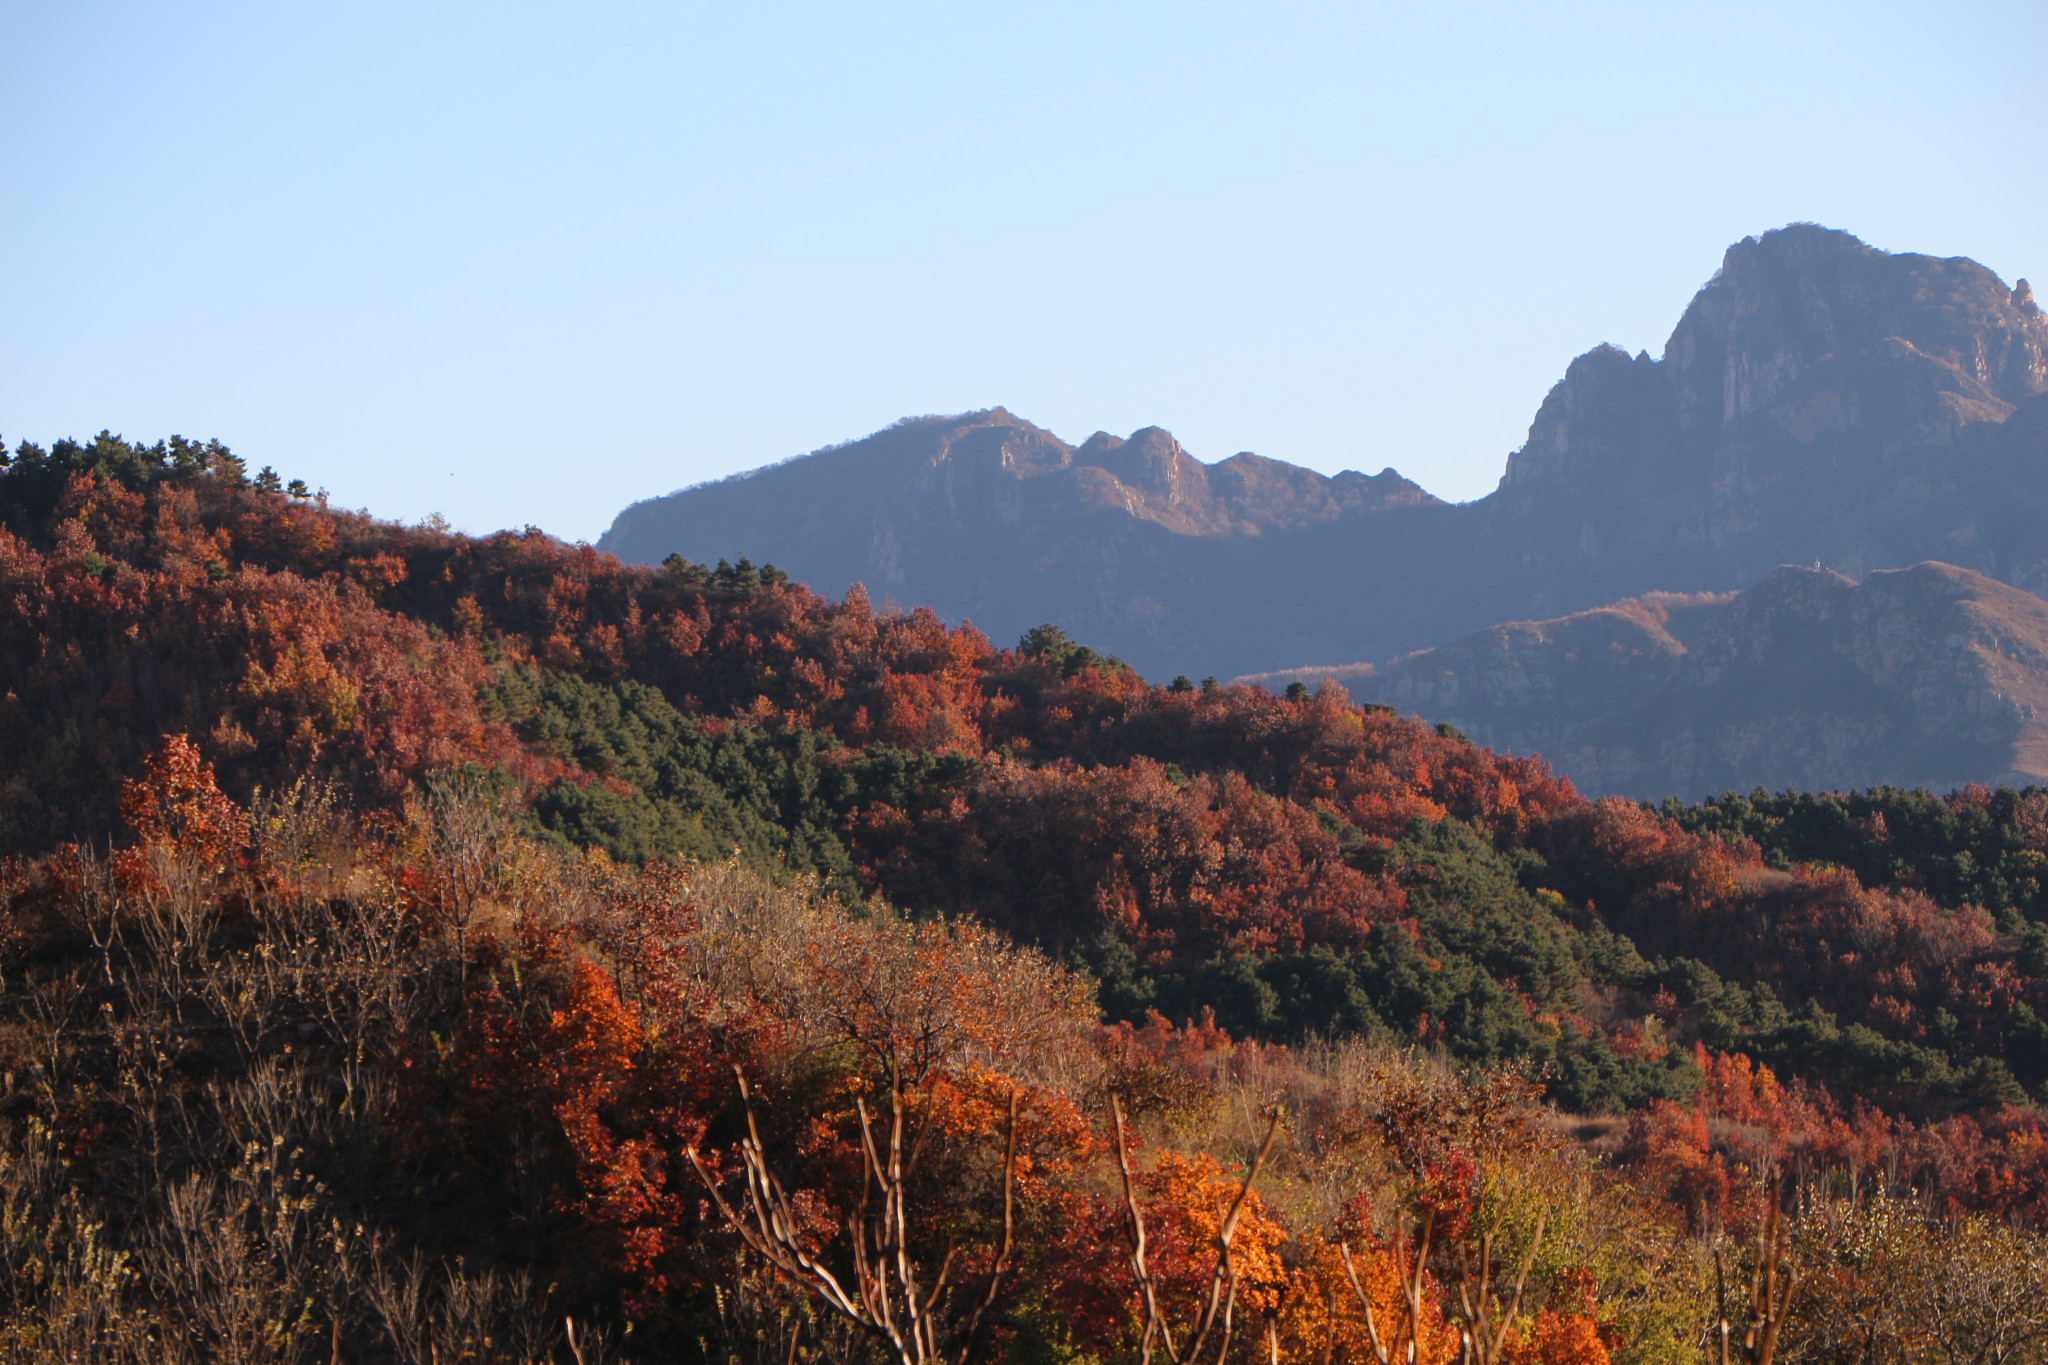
[12,433,2048,1359]
[1245,562,2048,798]
[10,431,2048,1114]
[600,225,2048,685]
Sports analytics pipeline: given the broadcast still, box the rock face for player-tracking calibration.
[1479,226,2048,615]
[601,225,2048,686]
[1244,563,2048,798]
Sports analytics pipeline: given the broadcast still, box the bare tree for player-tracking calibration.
[1715,1185,1800,1365]
[1339,1204,1544,1365]
[1340,1211,1435,1365]
[691,1065,1021,1365]
[1110,1094,1283,1365]
[1447,1213,1545,1365]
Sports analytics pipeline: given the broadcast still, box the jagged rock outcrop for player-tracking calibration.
[1481,226,2048,608]
[601,225,2048,686]
[1245,563,2048,798]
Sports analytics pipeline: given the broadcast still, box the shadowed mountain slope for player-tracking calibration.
[1246,562,2048,798]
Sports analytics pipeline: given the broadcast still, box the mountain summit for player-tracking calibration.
[1486,225,2048,591]
[601,227,2048,683]
[1505,224,2046,507]
[603,407,1435,564]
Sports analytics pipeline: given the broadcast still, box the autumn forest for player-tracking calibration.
[6,432,2048,1364]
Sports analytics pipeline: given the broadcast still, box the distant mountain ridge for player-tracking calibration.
[606,413,1436,562]
[1243,562,2048,798]
[602,225,2047,692]
[600,413,1444,674]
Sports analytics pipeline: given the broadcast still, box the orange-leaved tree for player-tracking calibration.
[685,912,1093,1365]
[1090,1095,1286,1365]
[113,733,253,900]
[119,734,251,867]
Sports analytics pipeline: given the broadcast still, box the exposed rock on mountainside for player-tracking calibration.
[1479,227,2048,608]
[601,411,1441,674]
[1245,563,2048,798]
[602,226,2048,684]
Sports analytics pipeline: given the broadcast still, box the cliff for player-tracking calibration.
[1479,225,2048,608]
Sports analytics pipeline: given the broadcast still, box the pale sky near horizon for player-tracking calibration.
[4,0,2044,544]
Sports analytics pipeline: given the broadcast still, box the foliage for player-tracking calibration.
[1666,784,2048,924]
[13,433,2048,1357]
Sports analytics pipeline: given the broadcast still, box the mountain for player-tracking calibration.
[1470,226,2048,614]
[601,225,2048,683]
[1242,561,2048,798]
[600,413,1443,677]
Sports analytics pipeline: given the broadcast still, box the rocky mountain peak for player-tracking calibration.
[1665,224,2048,427]
[1080,425,1202,499]
[1074,430,1125,462]
[1497,344,1670,493]
[1495,225,2048,523]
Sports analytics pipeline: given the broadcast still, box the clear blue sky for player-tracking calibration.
[5,0,2043,543]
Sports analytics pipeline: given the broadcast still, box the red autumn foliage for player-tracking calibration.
[118,733,251,868]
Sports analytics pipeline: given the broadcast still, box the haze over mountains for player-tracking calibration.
[602,224,2048,795]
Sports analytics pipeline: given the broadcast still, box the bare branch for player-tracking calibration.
[691,1065,1022,1365]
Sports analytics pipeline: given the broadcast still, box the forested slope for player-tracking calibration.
[6,432,2048,1362]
